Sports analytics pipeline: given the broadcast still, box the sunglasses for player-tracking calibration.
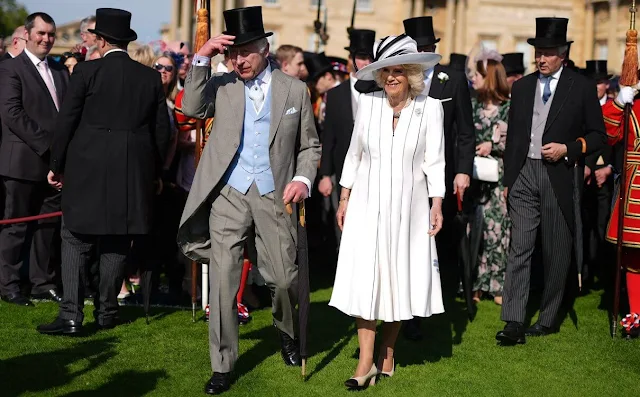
[154,63,174,72]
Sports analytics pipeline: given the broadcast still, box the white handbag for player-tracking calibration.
[472,156,500,182]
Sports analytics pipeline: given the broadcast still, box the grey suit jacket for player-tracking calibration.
[177,65,321,263]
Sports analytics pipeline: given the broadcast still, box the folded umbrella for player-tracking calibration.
[453,193,477,321]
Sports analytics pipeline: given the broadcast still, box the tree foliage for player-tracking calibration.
[0,0,28,38]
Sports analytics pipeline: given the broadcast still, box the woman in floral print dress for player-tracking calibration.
[469,53,511,305]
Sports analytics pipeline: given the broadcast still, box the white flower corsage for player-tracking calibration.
[437,72,449,83]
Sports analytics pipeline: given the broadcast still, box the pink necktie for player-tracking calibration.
[38,61,59,110]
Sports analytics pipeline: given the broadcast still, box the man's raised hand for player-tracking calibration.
[197,34,236,58]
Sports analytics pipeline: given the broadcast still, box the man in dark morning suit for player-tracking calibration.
[402,16,475,340]
[496,18,606,345]
[318,29,375,245]
[582,60,616,288]
[38,8,170,335]
[0,13,68,306]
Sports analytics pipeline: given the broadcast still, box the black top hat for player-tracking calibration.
[403,16,440,47]
[304,52,334,82]
[584,60,613,81]
[344,29,375,58]
[223,6,273,47]
[502,53,525,76]
[448,53,467,71]
[527,17,573,48]
[88,8,137,42]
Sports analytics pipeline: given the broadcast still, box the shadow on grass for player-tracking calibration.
[235,300,354,381]
[0,337,119,396]
[58,369,168,397]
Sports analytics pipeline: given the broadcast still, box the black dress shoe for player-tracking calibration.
[204,372,231,395]
[496,322,525,345]
[1,292,34,306]
[37,317,83,335]
[525,322,555,337]
[32,289,63,303]
[403,318,423,341]
[275,326,301,366]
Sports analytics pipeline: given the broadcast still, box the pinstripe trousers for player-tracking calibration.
[501,159,572,327]
[58,220,129,324]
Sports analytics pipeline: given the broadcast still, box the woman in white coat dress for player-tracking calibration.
[329,35,446,389]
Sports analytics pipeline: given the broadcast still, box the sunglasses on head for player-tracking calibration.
[154,63,174,72]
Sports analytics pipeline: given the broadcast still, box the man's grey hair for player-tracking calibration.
[558,45,569,57]
[255,38,269,54]
[85,45,98,61]
[80,15,96,33]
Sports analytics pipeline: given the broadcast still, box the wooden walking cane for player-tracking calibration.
[613,0,639,337]
[191,0,211,322]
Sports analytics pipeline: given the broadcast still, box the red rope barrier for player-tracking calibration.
[0,211,62,225]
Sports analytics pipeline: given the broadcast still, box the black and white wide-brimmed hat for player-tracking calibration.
[355,34,441,81]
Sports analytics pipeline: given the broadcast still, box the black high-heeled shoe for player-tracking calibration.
[344,364,378,390]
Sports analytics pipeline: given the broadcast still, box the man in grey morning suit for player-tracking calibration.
[497,18,606,345]
[176,7,320,395]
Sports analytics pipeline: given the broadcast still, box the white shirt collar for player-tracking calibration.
[600,95,608,106]
[540,66,563,81]
[251,62,272,86]
[104,48,127,57]
[24,48,46,66]
[424,67,435,80]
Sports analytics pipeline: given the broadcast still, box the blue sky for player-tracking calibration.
[20,0,172,43]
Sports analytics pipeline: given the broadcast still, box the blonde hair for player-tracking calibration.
[129,45,156,67]
[373,64,425,98]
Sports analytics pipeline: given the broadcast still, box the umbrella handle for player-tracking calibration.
[456,191,463,212]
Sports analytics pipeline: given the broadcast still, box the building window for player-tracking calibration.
[307,32,325,53]
[480,39,497,51]
[356,0,373,11]
[515,40,532,72]
[311,0,370,9]
[267,31,278,49]
[595,41,608,60]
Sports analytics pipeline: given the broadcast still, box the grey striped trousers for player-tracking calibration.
[501,158,572,327]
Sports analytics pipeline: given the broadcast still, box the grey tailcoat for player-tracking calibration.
[177,65,321,263]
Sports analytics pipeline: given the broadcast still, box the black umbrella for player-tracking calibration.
[287,201,310,377]
[453,193,477,320]
[573,163,584,291]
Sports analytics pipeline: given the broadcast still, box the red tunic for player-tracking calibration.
[174,89,213,150]
[603,99,640,272]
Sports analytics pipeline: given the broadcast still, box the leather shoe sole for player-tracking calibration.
[37,324,83,336]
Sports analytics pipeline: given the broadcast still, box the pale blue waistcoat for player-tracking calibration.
[223,83,275,195]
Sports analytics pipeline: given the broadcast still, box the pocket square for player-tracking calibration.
[440,98,453,103]
[285,107,299,115]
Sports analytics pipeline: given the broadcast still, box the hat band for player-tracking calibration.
[224,29,267,41]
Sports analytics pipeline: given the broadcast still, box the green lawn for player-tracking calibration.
[0,285,638,397]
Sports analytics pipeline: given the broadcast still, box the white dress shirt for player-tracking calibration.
[247,63,272,114]
[600,95,608,106]
[24,48,56,89]
[422,67,435,95]
[538,66,563,100]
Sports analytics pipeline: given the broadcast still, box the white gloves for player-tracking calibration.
[616,86,636,106]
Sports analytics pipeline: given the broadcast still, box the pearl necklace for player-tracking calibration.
[390,97,412,120]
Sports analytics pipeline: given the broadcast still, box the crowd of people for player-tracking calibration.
[0,5,639,396]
